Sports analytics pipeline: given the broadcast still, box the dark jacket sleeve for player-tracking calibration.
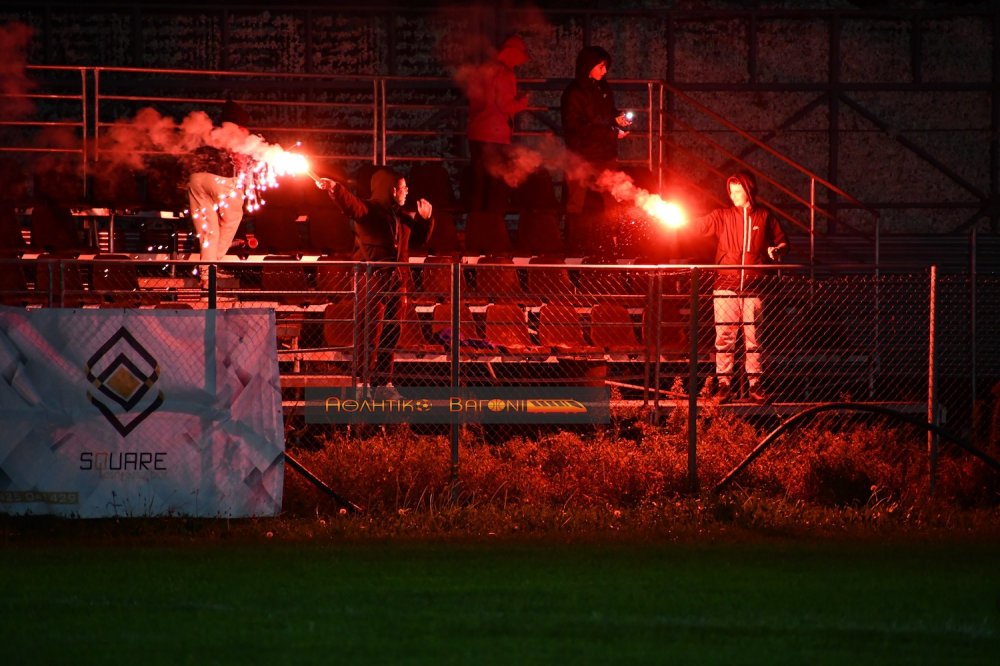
[765,213,790,259]
[693,209,720,241]
[328,184,370,220]
[400,208,434,247]
[561,83,619,163]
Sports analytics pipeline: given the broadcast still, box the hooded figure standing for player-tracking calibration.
[560,45,632,256]
[186,99,252,285]
[316,168,434,387]
[695,171,789,404]
[464,34,531,214]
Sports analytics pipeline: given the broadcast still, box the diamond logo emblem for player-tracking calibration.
[86,326,164,437]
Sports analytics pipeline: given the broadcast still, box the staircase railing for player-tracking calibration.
[659,81,882,269]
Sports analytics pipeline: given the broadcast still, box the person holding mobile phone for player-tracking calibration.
[560,46,632,257]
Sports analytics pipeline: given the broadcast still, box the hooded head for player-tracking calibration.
[574,45,611,81]
[497,34,529,68]
[220,99,252,128]
[726,171,757,209]
[370,167,403,206]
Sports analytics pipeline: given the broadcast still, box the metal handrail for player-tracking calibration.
[9,65,883,271]
[660,80,881,267]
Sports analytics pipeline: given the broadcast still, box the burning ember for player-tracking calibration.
[188,142,313,245]
[238,143,314,212]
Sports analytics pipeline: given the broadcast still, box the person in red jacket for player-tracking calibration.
[463,34,530,213]
[695,171,789,403]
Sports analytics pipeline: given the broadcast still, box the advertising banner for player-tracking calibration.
[0,308,284,518]
[305,386,611,425]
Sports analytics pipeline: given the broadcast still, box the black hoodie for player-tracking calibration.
[560,46,620,164]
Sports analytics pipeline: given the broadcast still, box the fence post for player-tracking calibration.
[688,267,700,492]
[376,78,384,166]
[652,271,663,421]
[362,264,373,390]
[809,176,816,281]
[207,264,217,310]
[928,265,938,495]
[450,262,461,498]
[350,263,360,388]
[969,229,977,417]
[657,82,664,191]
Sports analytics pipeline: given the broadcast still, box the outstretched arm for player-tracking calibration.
[316,177,368,219]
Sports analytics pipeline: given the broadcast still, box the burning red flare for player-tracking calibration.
[637,192,687,229]
[597,169,687,229]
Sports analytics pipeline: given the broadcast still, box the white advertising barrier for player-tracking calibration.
[0,308,284,518]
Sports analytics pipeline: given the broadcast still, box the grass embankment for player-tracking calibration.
[280,407,999,539]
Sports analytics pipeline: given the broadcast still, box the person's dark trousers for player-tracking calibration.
[469,140,511,214]
[359,267,401,387]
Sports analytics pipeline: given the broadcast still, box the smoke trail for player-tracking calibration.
[478,135,649,210]
[0,22,35,119]
[484,136,592,188]
[433,7,656,209]
[101,107,295,169]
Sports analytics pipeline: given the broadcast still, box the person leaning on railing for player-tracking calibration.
[315,168,434,388]
[185,99,252,287]
[694,170,789,404]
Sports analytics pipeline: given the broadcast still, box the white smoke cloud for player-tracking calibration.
[100,106,306,172]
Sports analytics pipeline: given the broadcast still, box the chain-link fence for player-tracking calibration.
[2,255,998,468]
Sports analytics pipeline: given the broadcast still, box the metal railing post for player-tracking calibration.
[652,270,663,421]
[362,264,373,390]
[207,264,217,310]
[809,176,816,283]
[928,265,938,495]
[970,229,977,417]
[450,261,461,497]
[646,82,654,176]
[687,267,700,492]
[378,78,386,165]
[657,82,664,191]
[350,263,360,388]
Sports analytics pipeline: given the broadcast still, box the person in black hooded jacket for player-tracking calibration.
[316,168,433,388]
[560,45,632,256]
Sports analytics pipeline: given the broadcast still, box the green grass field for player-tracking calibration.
[1,537,997,665]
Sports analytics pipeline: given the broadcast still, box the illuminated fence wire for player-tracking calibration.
[3,255,998,463]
